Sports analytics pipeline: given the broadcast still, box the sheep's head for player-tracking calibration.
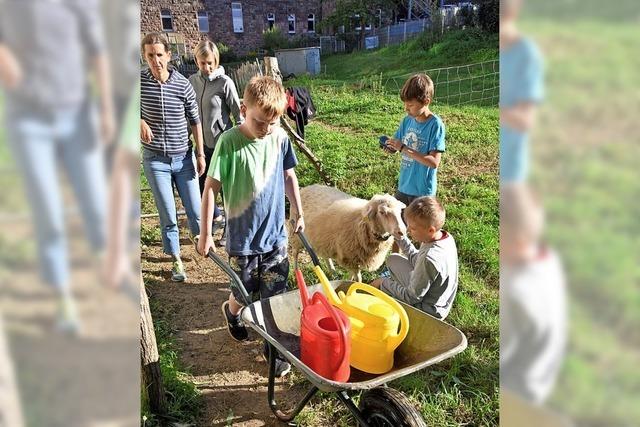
[363,195,406,239]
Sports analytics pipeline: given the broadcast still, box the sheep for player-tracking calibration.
[289,184,406,281]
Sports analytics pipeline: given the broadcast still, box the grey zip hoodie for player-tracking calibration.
[188,66,242,149]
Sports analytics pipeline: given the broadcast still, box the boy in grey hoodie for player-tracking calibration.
[370,196,459,319]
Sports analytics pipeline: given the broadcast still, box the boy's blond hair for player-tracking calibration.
[243,76,287,119]
[194,39,220,68]
[141,32,170,54]
[400,73,434,105]
[405,196,445,230]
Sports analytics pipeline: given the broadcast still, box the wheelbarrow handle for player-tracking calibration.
[296,231,321,267]
[207,249,252,307]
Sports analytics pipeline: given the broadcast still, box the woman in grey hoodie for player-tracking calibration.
[189,39,242,246]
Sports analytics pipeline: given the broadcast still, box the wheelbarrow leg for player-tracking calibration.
[266,343,319,423]
[336,390,371,427]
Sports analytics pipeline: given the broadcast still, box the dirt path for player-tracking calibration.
[142,219,308,426]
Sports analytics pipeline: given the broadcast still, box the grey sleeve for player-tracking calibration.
[184,81,201,125]
[395,236,420,267]
[224,78,243,124]
[381,257,440,305]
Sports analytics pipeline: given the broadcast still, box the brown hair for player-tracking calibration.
[405,196,445,230]
[194,39,220,68]
[141,32,170,54]
[400,73,434,104]
[243,76,287,118]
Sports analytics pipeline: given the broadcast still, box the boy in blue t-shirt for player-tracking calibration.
[383,73,446,205]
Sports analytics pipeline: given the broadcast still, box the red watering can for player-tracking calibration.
[296,269,351,382]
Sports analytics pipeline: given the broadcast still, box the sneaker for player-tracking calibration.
[56,295,81,335]
[262,350,292,378]
[221,301,249,341]
[274,358,292,378]
[171,260,187,282]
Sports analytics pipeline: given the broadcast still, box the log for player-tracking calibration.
[280,117,333,186]
[140,277,167,416]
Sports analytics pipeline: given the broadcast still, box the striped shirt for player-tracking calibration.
[141,68,200,156]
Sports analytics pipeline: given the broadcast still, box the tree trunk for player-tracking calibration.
[263,57,283,83]
[140,278,167,416]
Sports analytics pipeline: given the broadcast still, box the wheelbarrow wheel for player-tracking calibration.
[359,387,426,427]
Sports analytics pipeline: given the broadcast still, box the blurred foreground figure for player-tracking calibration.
[0,1,139,426]
[0,0,112,332]
[499,0,543,183]
[500,184,569,426]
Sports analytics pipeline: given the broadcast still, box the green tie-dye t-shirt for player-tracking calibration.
[208,126,298,256]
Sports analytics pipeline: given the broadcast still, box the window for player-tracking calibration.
[288,14,295,34]
[161,9,173,32]
[365,22,372,30]
[231,2,244,33]
[354,14,361,31]
[307,14,315,32]
[197,11,209,32]
[267,13,275,30]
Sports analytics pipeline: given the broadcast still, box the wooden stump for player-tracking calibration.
[140,277,167,416]
[263,56,283,83]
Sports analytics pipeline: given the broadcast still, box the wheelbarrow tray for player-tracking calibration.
[241,280,467,393]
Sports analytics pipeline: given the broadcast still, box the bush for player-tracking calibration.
[477,0,499,33]
[262,27,288,55]
[216,42,237,63]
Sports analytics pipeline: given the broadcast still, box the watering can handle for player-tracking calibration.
[296,231,321,266]
[312,292,348,373]
[348,282,410,347]
[207,249,252,307]
[296,231,342,307]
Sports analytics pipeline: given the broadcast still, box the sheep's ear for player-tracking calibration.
[363,203,377,221]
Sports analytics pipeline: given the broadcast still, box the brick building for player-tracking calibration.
[141,0,332,57]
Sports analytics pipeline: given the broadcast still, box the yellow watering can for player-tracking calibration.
[297,232,410,374]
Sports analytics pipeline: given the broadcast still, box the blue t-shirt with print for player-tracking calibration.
[500,37,544,182]
[394,114,446,197]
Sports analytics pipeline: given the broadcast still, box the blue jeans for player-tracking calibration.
[142,148,201,256]
[5,101,106,291]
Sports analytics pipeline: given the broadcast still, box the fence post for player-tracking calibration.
[403,21,407,42]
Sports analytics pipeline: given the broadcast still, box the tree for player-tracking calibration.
[477,0,499,33]
[321,0,396,49]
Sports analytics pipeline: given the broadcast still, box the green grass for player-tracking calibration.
[142,289,202,426]
[280,28,499,426]
[142,27,498,425]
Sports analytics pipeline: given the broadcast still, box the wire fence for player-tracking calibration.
[385,60,499,107]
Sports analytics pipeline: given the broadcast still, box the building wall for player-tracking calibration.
[141,0,326,57]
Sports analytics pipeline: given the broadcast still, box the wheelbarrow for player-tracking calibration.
[207,249,467,426]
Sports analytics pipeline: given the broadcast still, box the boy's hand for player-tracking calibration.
[292,216,305,233]
[0,45,23,89]
[386,138,403,153]
[196,155,206,176]
[140,119,153,143]
[197,234,215,257]
[370,278,383,289]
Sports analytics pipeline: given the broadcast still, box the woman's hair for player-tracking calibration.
[194,39,220,69]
